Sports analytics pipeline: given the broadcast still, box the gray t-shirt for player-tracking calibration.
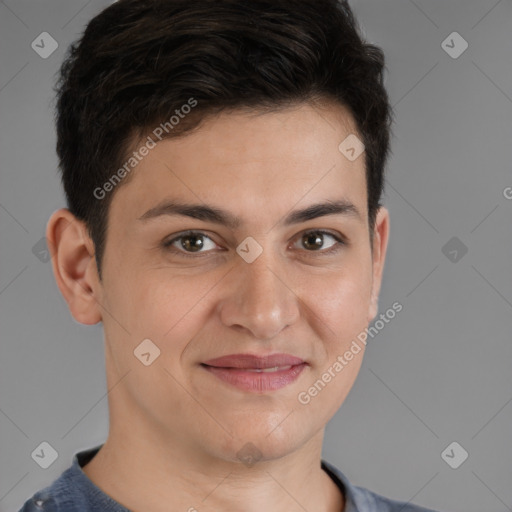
[18,445,441,511]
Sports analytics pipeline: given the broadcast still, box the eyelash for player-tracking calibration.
[162,229,347,259]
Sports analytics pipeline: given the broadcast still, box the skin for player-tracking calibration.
[47,100,389,512]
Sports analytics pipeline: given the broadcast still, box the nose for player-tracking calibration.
[217,249,300,340]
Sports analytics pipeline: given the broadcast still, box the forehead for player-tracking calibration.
[161,102,360,164]
[109,101,368,225]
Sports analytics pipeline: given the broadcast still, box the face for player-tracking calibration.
[53,101,389,464]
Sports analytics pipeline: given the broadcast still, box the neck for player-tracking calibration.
[82,427,344,512]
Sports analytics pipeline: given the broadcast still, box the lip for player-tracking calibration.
[201,353,308,393]
[202,353,305,369]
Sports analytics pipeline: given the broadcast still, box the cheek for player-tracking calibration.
[110,268,220,338]
[305,259,373,332]
[294,270,371,425]
[100,273,218,424]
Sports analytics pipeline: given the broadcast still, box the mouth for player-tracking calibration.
[200,353,308,393]
[202,352,306,369]
[229,365,295,373]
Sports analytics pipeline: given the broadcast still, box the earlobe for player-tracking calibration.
[367,206,390,323]
[368,295,379,324]
[46,208,103,325]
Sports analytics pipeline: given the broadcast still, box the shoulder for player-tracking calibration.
[321,460,443,512]
[17,445,106,512]
[350,484,442,512]
[17,466,79,512]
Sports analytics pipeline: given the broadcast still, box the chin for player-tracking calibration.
[211,422,306,466]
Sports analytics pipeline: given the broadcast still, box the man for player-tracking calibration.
[19,0,441,510]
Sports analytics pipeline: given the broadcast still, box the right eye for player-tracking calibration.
[162,230,222,258]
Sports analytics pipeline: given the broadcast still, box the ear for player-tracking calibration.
[46,208,103,325]
[368,206,390,323]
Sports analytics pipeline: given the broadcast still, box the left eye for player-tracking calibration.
[292,230,343,253]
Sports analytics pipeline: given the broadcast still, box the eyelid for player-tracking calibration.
[163,230,221,255]
[289,229,347,256]
[163,229,347,257]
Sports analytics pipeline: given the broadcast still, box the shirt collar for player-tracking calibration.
[73,445,360,511]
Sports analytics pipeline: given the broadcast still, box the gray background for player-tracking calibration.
[1,1,511,511]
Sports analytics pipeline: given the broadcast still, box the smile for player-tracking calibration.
[201,363,307,392]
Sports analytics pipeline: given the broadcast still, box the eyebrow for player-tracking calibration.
[137,198,362,228]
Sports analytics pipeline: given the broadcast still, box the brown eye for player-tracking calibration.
[179,233,205,252]
[296,230,343,252]
[163,231,219,257]
[302,232,325,251]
